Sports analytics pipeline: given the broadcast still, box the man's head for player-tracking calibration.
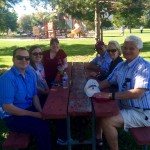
[13,47,30,72]
[95,41,106,56]
[122,35,143,62]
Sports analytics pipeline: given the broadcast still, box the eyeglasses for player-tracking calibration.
[32,52,43,56]
[15,55,30,61]
[95,48,103,51]
[107,49,117,53]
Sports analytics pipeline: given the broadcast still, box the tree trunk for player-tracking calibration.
[100,15,103,41]
[95,0,100,42]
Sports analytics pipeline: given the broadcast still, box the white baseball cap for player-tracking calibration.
[84,79,100,97]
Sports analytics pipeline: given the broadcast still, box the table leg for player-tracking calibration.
[67,115,72,150]
[92,108,96,150]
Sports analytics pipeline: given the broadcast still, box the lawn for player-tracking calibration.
[0,28,150,150]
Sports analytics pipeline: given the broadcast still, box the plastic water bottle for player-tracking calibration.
[63,72,68,88]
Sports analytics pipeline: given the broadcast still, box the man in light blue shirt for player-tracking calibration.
[94,35,150,150]
[0,47,51,150]
[89,41,112,74]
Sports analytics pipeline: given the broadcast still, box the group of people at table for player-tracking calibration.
[0,35,150,150]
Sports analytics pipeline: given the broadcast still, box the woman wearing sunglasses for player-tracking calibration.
[29,45,49,107]
[96,40,123,81]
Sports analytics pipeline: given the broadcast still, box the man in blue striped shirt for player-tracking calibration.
[0,47,51,150]
[88,41,112,74]
[94,35,150,150]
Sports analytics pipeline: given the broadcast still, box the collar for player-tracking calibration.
[124,56,140,68]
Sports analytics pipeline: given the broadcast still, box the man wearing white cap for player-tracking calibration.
[93,35,150,150]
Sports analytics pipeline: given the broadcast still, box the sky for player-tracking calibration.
[14,0,51,19]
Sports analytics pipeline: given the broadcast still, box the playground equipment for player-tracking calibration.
[67,22,87,38]
[33,13,87,38]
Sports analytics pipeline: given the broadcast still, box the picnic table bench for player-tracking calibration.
[129,127,150,150]
[2,132,30,150]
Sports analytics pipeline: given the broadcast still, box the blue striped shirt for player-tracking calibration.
[0,66,37,118]
[90,52,112,73]
[107,56,150,109]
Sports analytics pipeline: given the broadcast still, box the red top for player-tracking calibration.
[42,49,67,84]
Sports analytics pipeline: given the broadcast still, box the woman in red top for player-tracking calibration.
[43,38,68,85]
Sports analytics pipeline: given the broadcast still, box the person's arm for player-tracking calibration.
[32,95,42,112]
[62,57,68,69]
[99,79,111,90]
[93,88,146,100]
[87,63,101,72]
[3,104,42,118]
[37,80,49,95]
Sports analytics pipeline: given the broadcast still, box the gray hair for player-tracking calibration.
[108,40,122,56]
[124,35,143,49]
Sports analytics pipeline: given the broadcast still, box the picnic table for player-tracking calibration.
[42,62,119,150]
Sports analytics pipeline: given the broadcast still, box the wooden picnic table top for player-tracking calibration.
[42,62,119,119]
[68,62,92,116]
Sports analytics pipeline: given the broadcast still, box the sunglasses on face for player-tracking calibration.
[15,55,30,61]
[95,48,103,51]
[32,52,43,56]
[107,49,117,53]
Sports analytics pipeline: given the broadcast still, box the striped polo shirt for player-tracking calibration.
[107,56,150,109]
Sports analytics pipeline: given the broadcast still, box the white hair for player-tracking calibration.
[124,35,143,49]
[108,40,122,55]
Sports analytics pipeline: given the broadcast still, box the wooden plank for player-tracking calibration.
[92,98,119,117]
[42,62,72,119]
[68,62,92,116]
[3,132,30,148]
[129,127,150,145]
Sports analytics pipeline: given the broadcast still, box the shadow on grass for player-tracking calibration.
[0,40,150,59]
[0,43,95,57]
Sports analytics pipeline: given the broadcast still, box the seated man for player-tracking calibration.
[88,41,112,75]
[93,35,150,150]
[0,47,52,150]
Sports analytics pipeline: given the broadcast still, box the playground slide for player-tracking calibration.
[67,25,86,38]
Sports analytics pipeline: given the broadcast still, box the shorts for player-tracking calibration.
[120,109,150,132]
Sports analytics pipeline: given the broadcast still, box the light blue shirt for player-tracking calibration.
[107,56,150,109]
[29,63,47,95]
[90,52,112,73]
[0,66,37,118]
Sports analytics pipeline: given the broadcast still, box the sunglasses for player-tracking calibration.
[15,55,30,61]
[107,49,117,53]
[32,52,43,56]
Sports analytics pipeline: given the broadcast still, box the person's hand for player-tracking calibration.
[32,112,42,118]
[90,72,97,77]
[93,92,109,99]
[57,65,64,71]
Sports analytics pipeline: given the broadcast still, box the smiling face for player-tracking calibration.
[13,49,30,72]
[50,41,60,53]
[107,43,120,60]
[31,47,43,63]
[122,41,140,63]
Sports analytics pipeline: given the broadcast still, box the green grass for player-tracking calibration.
[0,29,150,149]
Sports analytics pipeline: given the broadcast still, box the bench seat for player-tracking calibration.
[2,132,30,149]
[129,127,150,150]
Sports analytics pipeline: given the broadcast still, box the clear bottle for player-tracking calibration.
[63,72,68,88]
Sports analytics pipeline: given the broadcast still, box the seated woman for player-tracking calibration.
[42,37,68,86]
[29,45,49,107]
